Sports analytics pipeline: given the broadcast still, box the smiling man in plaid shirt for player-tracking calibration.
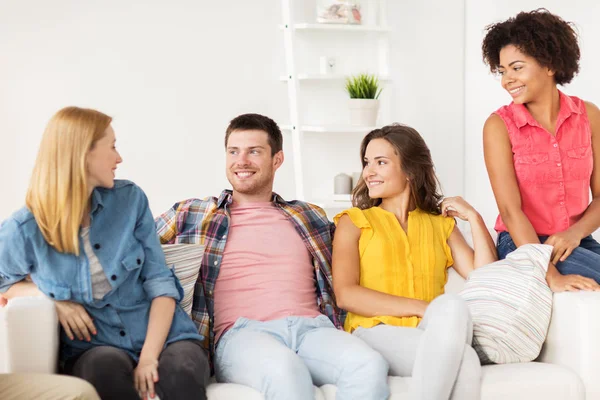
[155,113,389,400]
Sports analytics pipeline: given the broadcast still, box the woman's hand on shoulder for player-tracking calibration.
[54,300,97,342]
[441,196,478,221]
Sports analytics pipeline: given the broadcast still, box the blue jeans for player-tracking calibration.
[214,315,390,400]
[497,231,600,283]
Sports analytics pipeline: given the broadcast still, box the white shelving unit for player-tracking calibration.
[280,0,390,209]
[279,73,390,82]
[281,125,380,133]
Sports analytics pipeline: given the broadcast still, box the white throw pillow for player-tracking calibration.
[460,244,553,364]
[162,244,205,317]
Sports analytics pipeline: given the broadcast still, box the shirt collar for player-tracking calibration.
[216,190,287,208]
[511,90,582,129]
[90,188,104,215]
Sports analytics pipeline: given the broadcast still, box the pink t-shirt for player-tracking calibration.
[213,202,321,341]
[494,91,593,235]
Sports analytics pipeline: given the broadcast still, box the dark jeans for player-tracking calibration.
[497,231,600,284]
[64,340,209,400]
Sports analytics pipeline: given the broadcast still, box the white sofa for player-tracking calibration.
[1,270,596,400]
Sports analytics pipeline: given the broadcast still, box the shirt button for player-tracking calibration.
[106,304,111,307]
[120,330,126,337]
[222,235,227,240]
[208,290,213,296]
[111,275,117,281]
[560,202,565,206]
[557,163,561,167]
[213,260,218,266]
[553,143,558,148]
[136,258,141,265]
[49,293,55,298]
[94,243,101,250]
[559,182,563,186]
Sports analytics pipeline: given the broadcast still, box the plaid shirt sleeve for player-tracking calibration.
[155,198,216,354]
[155,198,215,245]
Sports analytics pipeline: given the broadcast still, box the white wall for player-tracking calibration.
[0,0,467,220]
[464,1,600,230]
[0,0,290,219]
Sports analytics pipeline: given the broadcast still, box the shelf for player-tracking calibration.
[281,125,379,133]
[279,73,391,82]
[280,23,391,33]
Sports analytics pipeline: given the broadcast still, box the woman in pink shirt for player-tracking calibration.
[482,9,600,292]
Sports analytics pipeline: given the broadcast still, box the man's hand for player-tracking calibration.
[54,300,97,341]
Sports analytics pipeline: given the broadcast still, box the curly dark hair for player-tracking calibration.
[352,124,443,214]
[481,8,580,85]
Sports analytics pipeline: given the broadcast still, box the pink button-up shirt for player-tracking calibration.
[494,91,593,235]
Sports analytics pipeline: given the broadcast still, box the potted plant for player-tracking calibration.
[345,73,382,126]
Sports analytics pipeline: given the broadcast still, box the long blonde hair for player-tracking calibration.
[26,107,112,255]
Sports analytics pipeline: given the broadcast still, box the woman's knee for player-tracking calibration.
[429,294,470,321]
[159,341,210,388]
[425,295,472,342]
[72,346,134,380]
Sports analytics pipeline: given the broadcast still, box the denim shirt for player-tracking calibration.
[0,180,204,362]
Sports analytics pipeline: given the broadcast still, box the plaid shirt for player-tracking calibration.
[155,190,344,358]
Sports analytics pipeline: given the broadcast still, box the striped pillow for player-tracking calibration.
[162,244,205,317]
[459,244,553,364]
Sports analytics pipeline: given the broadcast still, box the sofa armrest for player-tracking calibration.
[0,296,59,374]
[538,292,600,399]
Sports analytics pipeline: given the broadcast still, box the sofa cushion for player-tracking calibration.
[460,244,553,364]
[318,363,583,400]
[162,244,204,316]
[480,362,584,400]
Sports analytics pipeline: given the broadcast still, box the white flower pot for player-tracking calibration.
[348,99,380,127]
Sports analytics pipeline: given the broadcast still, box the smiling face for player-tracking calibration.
[86,125,122,189]
[498,44,556,104]
[362,138,409,200]
[225,129,283,201]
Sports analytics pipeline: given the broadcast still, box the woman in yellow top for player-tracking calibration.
[333,124,497,400]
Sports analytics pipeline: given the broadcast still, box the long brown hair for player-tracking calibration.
[352,124,443,214]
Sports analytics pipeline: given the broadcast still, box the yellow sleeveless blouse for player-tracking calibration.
[334,207,455,332]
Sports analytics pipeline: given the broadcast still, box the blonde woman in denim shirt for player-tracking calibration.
[0,107,209,400]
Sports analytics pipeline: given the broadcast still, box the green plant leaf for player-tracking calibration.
[344,73,383,99]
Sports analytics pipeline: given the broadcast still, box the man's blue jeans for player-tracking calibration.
[497,231,600,283]
[214,315,390,400]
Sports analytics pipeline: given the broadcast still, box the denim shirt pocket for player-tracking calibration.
[117,241,147,305]
[36,278,72,301]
